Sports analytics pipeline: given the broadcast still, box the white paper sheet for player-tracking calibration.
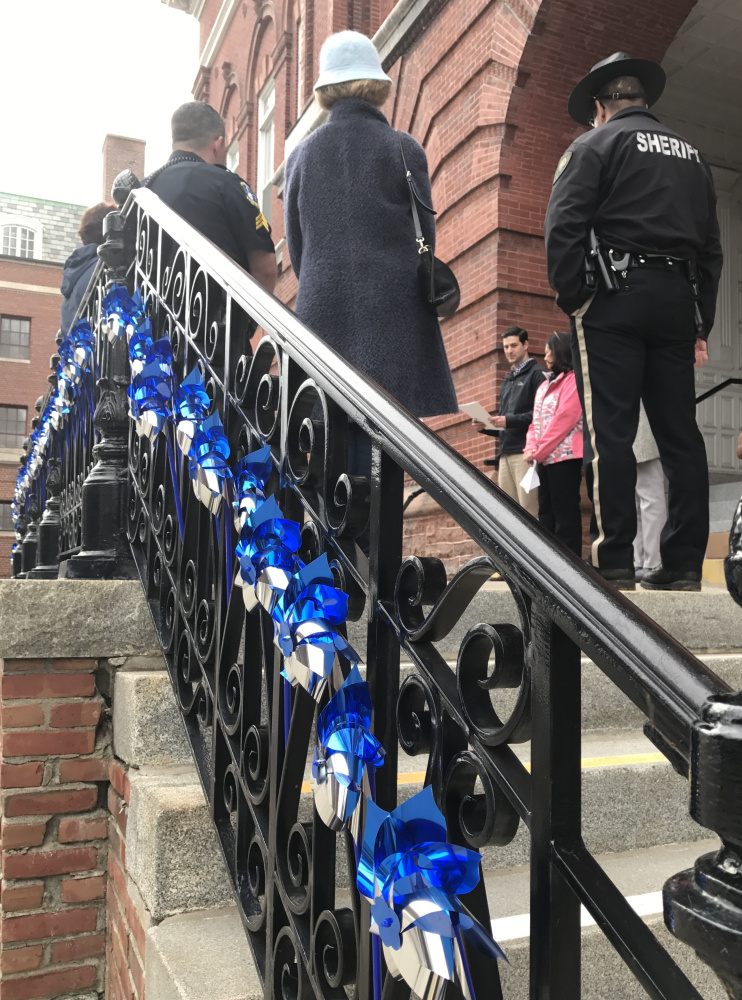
[460,401,496,430]
[519,462,540,493]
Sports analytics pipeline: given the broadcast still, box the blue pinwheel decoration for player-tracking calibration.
[188,412,232,514]
[235,496,302,613]
[102,284,145,342]
[128,357,173,440]
[64,319,96,383]
[275,554,361,701]
[232,444,273,531]
[311,665,384,831]
[358,786,506,1000]
[172,367,212,457]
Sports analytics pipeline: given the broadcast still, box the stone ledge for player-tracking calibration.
[0,580,158,658]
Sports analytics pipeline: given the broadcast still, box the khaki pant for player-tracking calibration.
[497,452,539,518]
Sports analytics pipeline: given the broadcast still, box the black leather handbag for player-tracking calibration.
[397,133,460,319]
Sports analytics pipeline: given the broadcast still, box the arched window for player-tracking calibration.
[0,218,42,259]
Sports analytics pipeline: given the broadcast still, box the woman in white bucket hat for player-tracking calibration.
[284,30,457,436]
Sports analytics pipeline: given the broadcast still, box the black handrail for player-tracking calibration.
[695,377,742,405]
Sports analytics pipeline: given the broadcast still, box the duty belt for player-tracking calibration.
[605,250,691,276]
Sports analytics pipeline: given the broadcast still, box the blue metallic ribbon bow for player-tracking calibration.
[311,665,384,831]
[358,786,506,1000]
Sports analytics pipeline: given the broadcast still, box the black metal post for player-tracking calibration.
[664,692,742,997]
[29,458,61,579]
[65,208,136,579]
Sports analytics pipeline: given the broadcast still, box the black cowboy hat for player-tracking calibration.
[568,51,666,127]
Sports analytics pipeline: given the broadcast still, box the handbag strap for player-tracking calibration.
[397,133,433,256]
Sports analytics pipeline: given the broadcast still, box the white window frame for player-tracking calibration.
[257,79,275,226]
[0,216,43,259]
[296,15,304,118]
[226,137,240,173]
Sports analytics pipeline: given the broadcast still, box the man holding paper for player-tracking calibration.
[469,326,547,516]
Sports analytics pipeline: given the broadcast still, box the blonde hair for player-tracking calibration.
[315,78,392,111]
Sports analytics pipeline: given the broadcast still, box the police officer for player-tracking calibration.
[545,52,722,591]
[145,103,276,293]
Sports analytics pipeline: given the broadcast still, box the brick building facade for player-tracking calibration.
[0,194,83,576]
[162,0,741,571]
[0,136,147,578]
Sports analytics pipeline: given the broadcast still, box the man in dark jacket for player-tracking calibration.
[60,203,113,335]
[145,103,276,293]
[474,326,546,516]
[545,52,722,591]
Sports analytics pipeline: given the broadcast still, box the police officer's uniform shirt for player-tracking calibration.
[544,107,722,331]
[146,152,275,274]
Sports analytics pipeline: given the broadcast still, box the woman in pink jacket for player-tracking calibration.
[523,331,584,555]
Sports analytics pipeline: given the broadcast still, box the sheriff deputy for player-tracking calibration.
[544,52,723,592]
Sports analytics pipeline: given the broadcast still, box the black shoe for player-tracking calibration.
[597,567,635,591]
[635,565,660,582]
[640,567,702,591]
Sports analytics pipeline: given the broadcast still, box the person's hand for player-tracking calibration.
[470,420,486,432]
[522,450,534,463]
[492,415,507,429]
[695,339,708,368]
[737,432,742,462]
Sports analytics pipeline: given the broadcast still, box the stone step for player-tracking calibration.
[348,583,742,658]
[113,669,192,768]
[488,839,726,999]
[146,905,261,1000]
[709,479,742,503]
[127,767,233,921]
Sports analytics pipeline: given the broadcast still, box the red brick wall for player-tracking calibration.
[0,656,148,1000]
[0,258,63,578]
[0,656,108,999]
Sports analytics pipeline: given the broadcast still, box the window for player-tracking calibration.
[0,406,27,449]
[0,502,13,532]
[227,138,240,173]
[257,79,275,226]
[0,316,30,360]
[2,224,36,258]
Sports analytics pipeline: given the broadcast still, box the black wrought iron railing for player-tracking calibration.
[12,187,742,1000]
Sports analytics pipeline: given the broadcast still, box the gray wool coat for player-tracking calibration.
[283,98,458,418]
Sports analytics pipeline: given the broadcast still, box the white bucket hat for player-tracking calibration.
[314,30,391,90]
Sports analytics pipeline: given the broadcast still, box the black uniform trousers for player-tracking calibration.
[538,458,583,557]
[571,266,708,573]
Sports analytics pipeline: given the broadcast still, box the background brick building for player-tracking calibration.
[0,194,83,575]
[0,136,146,577]
[161,0,741,570]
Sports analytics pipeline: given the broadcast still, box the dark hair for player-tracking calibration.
[171,102,226,146]
[546,331,573,376]
[502,325,528,345]
[78,202,115,246]
[595,75,646,115]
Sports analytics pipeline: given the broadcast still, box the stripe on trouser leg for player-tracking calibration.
[573,295,604,567]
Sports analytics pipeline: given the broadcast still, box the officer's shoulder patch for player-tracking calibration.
[240,180,260,207]
[552,150,572,185]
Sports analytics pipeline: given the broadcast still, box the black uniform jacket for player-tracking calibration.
[490,359,547,455]
[544,107,722,333]
[145,152,275,273]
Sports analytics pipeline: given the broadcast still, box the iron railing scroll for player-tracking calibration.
[12,183,742,1000]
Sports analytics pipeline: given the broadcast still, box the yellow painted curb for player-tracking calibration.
[703,558,726,586]
[299,752,666,793]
